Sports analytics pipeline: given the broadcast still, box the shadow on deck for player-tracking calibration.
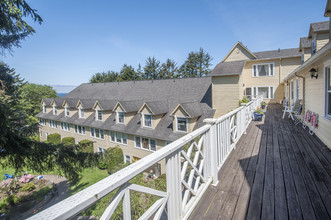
[189,104,331,220]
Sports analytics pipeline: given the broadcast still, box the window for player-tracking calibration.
[60,122,70,131]
[176,117,188,132]
[252,63,274,77]
[90,128,104,139]
[134,136,157,151]
[325,66,331,119]
[65,107,70,116]
[143,114,152,127]
[117,112,124,124]
[96,110,103,121]
[291,81,294,100]
[74,125,85,135]
[53,106,57,115]
[125,155,131,163]
[39,118,47,126]
[245,88,252,99]
[312,38,316,55]
[49,120,57,128]
[252,86,274,99]
[296,78,299,100]
[97,147,106,156]
[39,130,42,137]
[109,131,127,144]
[79,108,85,118]
[43,105,47,113]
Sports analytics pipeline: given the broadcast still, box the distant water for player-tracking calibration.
[57,93,67,97]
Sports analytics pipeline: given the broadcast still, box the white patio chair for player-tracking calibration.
[293,104,303,125]
[282,99,301,120]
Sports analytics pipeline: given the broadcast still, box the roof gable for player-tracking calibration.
[138,101,168,115]
[309,21,330,38]
[170,102,202,118]
[221,42,257,62]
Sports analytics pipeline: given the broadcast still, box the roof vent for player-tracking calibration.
[278,48,280,52]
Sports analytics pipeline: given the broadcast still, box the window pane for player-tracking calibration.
[253,65,257,76]
[125,155,130,163]
[101,130,104,139]
[150,140,156,151]
[257,64,269,76]
[116,132,122,143]
[118,112,124,123]
[270,64,274,76]
[328,67,331,91]
[122,134,127,144]
[96,129,100,138]
[111,132,115,142]
[258,87,269,99]
[144,115,152,127]
[328,92,331,115]
[142,138,149,149]
[135,137,141,148]
[270,87,274,99]
[177,117,187,132]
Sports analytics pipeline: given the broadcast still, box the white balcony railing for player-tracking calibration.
[29,96,263,220]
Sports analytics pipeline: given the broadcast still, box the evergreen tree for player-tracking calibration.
[143,56,160,79]
[89,71,120,83]
[179,47,213,78]
[119,64,138,81]
[159,59,178,79]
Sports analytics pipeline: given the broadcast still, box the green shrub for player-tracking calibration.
[62,137,75,147]
[104,147,124,174]
[110,162,130,174]
[78,140,94,153]
[47,133,61,144]
[0,198,9,211]
[23,182,36,192]
[97,160,107,170]
[239,96,250,106]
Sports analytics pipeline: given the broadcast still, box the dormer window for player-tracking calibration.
[53,106,57,115]
[312,39,316,55]
[176,117,188,132]
[117,112,124,124]
[96,110,103,121]
[43,104,47,113]
[79,108,85,118]
[143,114,152,128]
[252,63,274,77]
[65,107,70,117]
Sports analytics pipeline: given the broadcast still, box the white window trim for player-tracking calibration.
[79,108,85,118]
[124,155,131,163]
[74,125,86,135]
[97,147,107,156]
[109,131,127,145]
[43,104,47,113]
[49,120,57,128]
[324,64,331,121]
[96,110,103,121]
[134,136,157,152]
[296,78,299,100]
[143,114,153,128]
[252,63,275,77]
[90,127,105,140]
[175,116,188,133]
[117,112,125,124]
[65,107,70,117]
[291,80,294,100]
[53,105,57,115]
[252,86,275,99]
[60,122,70,132]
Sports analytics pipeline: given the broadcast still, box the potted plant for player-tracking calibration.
[253,107,264,121]
[261,101,267,109]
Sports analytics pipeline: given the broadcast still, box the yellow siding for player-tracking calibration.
[212,75,240,117]
[316,33,329,51]
[223,44,255,62]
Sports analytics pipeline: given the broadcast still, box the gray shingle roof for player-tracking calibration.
[37,77,214,142]
[181,102,203,118]
[78,99,97,109]
[96,100,117,110]
[210,60,245,76]
[299,37,312,50]
[310,21,330,33]
[253,48,300,59]
[42,98,53,106]
[63,98,78,108]
[142,101,168,115]
[116,100,142,113]
[53,98,65,106]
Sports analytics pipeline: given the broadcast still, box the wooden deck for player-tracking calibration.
[189,104,331,220]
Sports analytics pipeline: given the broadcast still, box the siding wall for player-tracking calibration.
[223,44,255,62]
[212,75,240,117]
[316,32,330,51]
[39,121,167,172]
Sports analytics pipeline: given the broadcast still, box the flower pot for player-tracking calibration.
[253,112,263,121]
[261,105,266,109]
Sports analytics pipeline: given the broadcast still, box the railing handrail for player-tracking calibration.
[29,96,263,220]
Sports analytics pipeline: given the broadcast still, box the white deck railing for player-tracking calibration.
[29,96,263,220]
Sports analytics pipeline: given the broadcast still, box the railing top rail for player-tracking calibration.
[29,123,212,220]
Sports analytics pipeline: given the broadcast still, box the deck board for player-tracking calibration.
[189,104,331,220]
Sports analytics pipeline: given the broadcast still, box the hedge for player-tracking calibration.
[78,140,94,153]
[105,147,124,174]
[47,133,61,144]
[62,137,75,147]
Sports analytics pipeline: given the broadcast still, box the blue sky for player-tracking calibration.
[1,0,329,92]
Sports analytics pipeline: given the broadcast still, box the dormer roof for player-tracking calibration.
[138,101,168,115]
[170,102,203,118]
[93,100,117,111]
[41,98,53,106]
[299,37,312,51]
[62,98,78,108]
[308,21,330,38]
[113,100,142,113]
[76,99,96,109]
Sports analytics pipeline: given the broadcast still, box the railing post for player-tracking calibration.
[241,103,248,134]
[203,120,219,186]
[166,151,182,219]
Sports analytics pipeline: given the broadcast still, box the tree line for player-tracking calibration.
[89,48,213,83]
